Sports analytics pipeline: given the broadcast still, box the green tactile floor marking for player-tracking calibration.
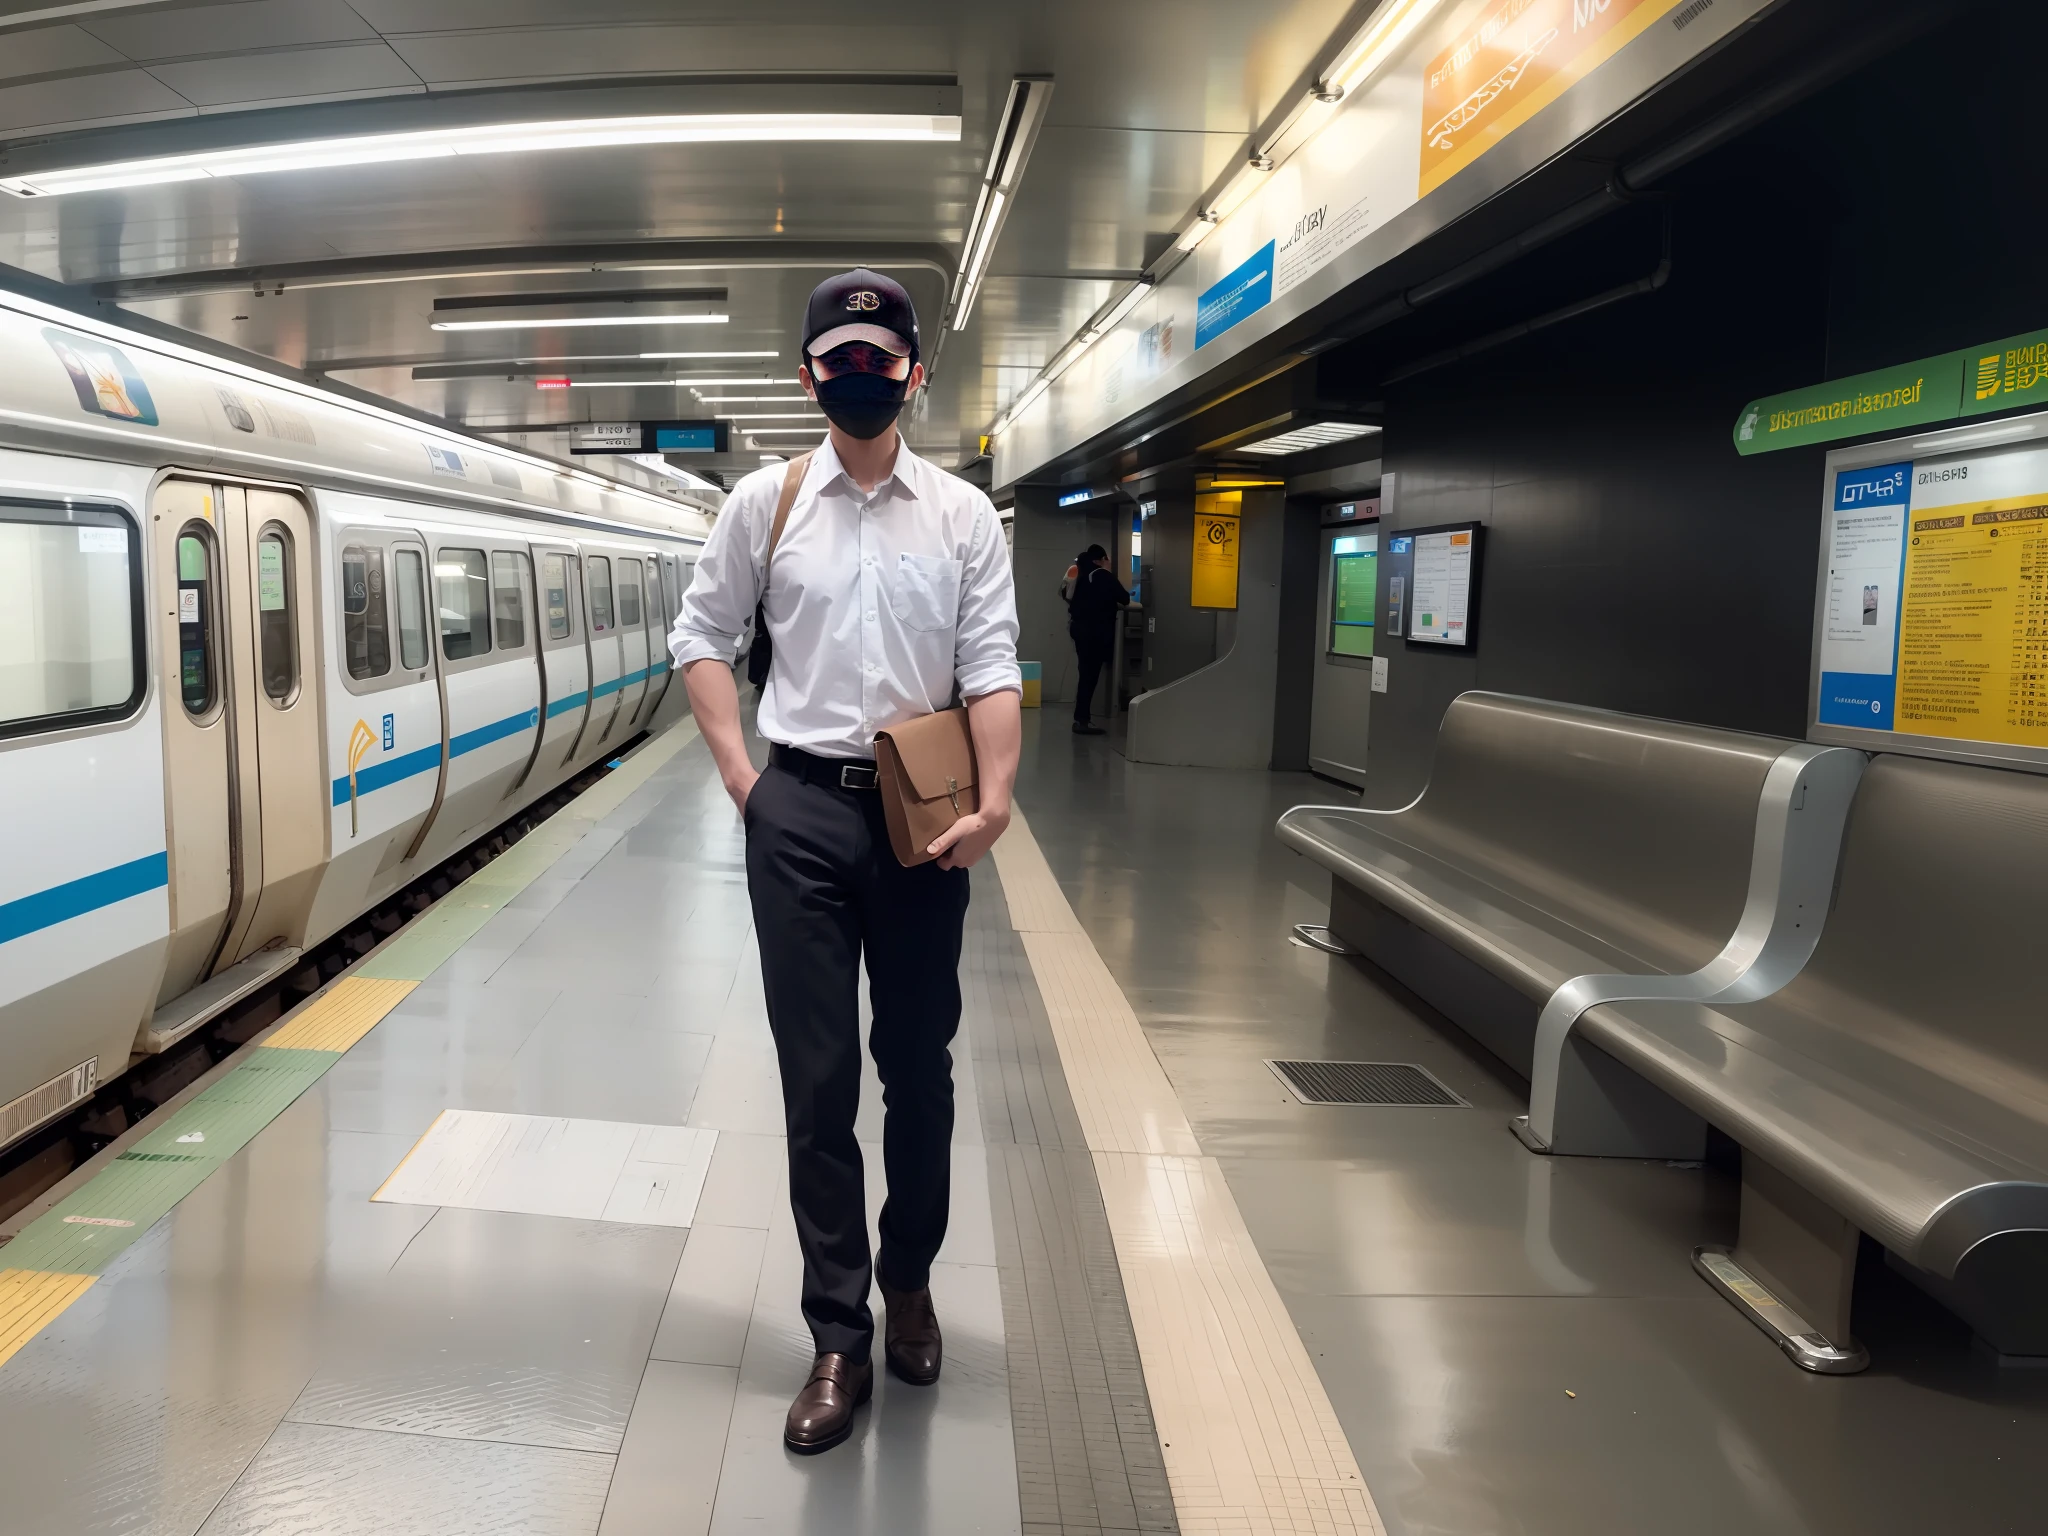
[0,722,696,1299]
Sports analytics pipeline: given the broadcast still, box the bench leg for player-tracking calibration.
[1514,1031,1707,1160]
[1694,1154,1868,1373]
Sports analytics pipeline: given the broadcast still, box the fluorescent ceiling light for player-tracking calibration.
[948,77,1054,332]
[1176,215,1219,253]
[1097,280,1152,334]
[1209,157,1272,221]
[692,394,811,403]
[432,314,728,332]
[1232,421,1382,456]
[640,350,778,359]
[714,413,822,420]
[1324,0,1446,98]
[0,113,963,198]
[744,426,833,434]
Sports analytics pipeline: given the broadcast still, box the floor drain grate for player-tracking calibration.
[1266,1060,1468,1107]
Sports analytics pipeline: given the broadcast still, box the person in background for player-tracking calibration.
[1066,543,1128,736]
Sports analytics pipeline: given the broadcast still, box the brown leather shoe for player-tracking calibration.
[784,1353,872,1454]
[881,1282,943,1385]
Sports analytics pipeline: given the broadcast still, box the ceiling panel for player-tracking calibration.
[384,22,958,87]
[81,0,380,61]
[0,24,126,79]
[0,69,191,134]
[993,124,1244,276]
[148,42,423,107]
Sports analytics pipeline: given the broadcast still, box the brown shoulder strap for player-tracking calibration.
[763,451,814,579]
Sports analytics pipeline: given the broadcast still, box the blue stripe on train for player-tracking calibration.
[546,690,588,719]
[329,706,540,807]
[591,666,651,699]
[0,851,169,947]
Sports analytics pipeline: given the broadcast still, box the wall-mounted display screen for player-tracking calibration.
[1812,411,2048,773]
[1381,521,1484,649]
[1329,532,1377,657]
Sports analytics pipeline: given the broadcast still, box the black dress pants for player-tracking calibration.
[743,754,970,1360]
[1073,634,1112,724]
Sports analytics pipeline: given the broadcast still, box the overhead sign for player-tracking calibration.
[1058,488,1096,507]
[1812,413,2048,772]
[572,420,728,455]
[1191,493,1241,609]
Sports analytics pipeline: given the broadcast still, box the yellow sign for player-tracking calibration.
[1192,493,1241,610]
[1896,496,2048,746]
[1419,0,1687,197]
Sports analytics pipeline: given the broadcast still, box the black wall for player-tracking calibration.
[1344,2,2048,807]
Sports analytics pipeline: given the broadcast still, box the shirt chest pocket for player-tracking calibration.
[888,552,962,632]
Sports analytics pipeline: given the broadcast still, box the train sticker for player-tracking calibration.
[43,326,158,425]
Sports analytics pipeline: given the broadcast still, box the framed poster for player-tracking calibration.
[1384,521,1484,649]
[1191,492,1241,610]
[1810,408,2048,773]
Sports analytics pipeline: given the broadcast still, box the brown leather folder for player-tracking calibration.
[873,707,979,867]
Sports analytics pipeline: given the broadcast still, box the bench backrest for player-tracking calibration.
[1778,753,2048,1092]
[1402,693,1786,972]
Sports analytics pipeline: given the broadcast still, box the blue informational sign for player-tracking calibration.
[653,425,719,452]
[1195,241,1276,350]
[1058,489,1094,507]
[1815,460,1913,730]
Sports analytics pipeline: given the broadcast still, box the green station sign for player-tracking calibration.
[1733,325,2048,454]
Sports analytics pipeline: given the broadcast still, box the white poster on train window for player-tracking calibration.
[1408,529,1473,644]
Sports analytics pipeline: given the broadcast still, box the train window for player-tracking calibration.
[256,525,297,704]
[175,528,217,716]
[492,550,529,650]
[394,547,429,672]
[0,503,144,738]
[618,558,643,627]
[341,543,390,679]
[436,547,490,660]
[542,553,573,640]
[588,556,613,632]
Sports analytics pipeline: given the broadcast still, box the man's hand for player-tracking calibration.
[725,766,761,817]
[927,802,1012,870]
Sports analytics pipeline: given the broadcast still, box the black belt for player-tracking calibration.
[771,744,880,790]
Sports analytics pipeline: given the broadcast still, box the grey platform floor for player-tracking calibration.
[1018,718,2048,1536]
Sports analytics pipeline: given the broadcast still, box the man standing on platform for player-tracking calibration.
[669,270,1022,1454]
[1066,543,1128,735]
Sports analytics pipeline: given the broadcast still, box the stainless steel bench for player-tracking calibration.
[1577,753,2048,1371]
[1275,692,1862,1159]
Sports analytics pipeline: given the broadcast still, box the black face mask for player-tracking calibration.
[811,368,910,440]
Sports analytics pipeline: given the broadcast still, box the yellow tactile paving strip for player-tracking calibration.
[993,808,1387,1536]
[0,1270,96,1369]
[260,976,419,1053]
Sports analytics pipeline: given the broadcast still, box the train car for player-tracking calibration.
[0,286,715,1152]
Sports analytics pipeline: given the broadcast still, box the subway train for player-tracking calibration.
[0,286,716,1156]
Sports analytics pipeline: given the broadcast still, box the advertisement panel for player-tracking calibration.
[1191,494,1242,610]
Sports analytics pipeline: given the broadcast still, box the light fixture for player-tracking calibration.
[947,76,1055,332]
[0,112,964,198]
[743,426,834,435]
[1231,421,1382,456]
[713,413,823,420]
[1176,214,1220,253]
[432,314,729,332]
[1321,0,1446,98]
[639,350,779,360]
[1208,155,1274,222]
[760,454,787,462]
[562,379,682,387]
[691,394,812,403]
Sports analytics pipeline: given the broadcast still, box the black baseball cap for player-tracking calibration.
[803,268,920,362]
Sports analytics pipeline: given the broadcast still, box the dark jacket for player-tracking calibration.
[1067,564,1129,644]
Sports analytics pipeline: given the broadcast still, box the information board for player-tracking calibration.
[1329,533,1377,657]
[1407,524,1481,646]
[1811,412,2048,771]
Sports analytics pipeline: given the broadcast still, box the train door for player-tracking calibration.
[152,481,325,1003]
[225,488,324,962]
[1307,524,1375,788]
[613,554,650,732]
[414,537,539,857]
[644,552,681,721]
[547,548,595,772]
[583,551,624,746]
[152,481,234,1002]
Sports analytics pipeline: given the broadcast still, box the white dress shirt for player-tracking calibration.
[668,437,1021,760]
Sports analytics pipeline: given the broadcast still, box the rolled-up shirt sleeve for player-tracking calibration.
[668,481,763,668]
[954,496,1022,698]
